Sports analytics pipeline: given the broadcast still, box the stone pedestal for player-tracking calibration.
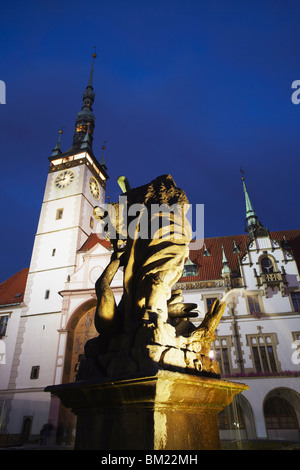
[46,371,248,450]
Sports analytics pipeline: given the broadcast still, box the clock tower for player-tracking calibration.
[23,52,108,317]
[12,53,108,391]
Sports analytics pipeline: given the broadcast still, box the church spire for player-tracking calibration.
[72,51,97,150]
[242,174,258,228]
[88,49,96,88]
[241,169,268,239]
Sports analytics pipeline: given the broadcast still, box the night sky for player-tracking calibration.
[1,0,299,283]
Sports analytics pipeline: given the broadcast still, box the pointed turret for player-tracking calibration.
[80,123,92,151]
[221,245,231,275]
[241,171,268,240]
[51,129,63,157]
[100,143,108,170]
[233,240,240,254]
[202,242,210,257]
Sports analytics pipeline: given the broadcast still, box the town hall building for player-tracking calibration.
[0,55,299,448]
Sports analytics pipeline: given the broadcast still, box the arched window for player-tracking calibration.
[260,256,274,274]
[264,396,299,431]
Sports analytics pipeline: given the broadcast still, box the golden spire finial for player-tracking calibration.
[240,167,245,181]
[88,48,97,88]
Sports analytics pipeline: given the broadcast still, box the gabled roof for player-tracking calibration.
[78,233,112,252]
[0,268,29,307]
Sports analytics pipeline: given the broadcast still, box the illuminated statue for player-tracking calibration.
[77,175,225,380]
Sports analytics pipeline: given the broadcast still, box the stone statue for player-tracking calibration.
[77,175,225,380]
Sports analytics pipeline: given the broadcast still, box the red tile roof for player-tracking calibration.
[181,233,249,282]
[78,229,300,282]
[0,268,29,307]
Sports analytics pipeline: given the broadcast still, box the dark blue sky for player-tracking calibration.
[0,0,299,283]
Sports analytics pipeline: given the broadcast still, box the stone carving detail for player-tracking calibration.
[77,175,225,381]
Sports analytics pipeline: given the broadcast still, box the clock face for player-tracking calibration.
[89,176,101,200]
[54,170,76,189]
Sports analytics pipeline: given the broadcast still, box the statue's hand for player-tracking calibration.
[167,302,198,319]
[167,289,198,319]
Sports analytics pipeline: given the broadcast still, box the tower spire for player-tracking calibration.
[240,169,267,239]
[72,50,97,150]
[242,174,257,224]
[88,47,97,88]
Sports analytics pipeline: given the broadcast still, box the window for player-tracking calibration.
[247,295,262,316]
[206,297,218,311]
[45,290,50,299]
[291,292,300,312]
[252,345,277,373]
[52,248,56,257]
[21,416,33,440]
[0,315,9,336]
[182,257,198,277]
[211,335,232,375]
[30,365,40,379]
[260,256,274,273]
[247,331,279,373]
[202,294,222,313]
[56,208,64,220]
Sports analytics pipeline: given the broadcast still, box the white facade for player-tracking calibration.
[0,141,108,439]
